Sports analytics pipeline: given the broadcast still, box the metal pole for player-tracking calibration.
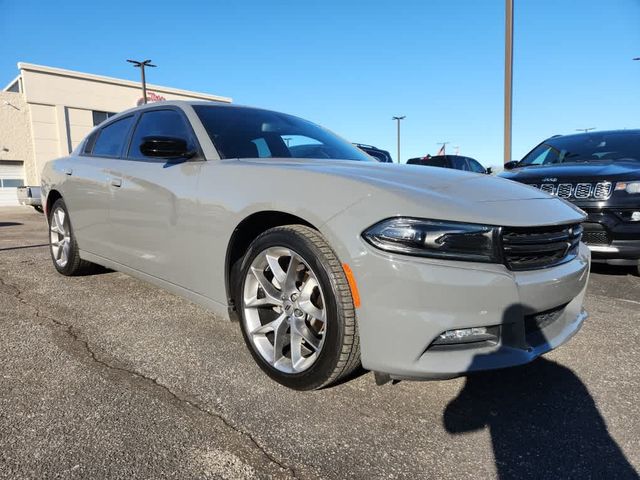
[504,0,514,165]
[127,59,157,105]
[140,65,147,104]
[392,116,405,163]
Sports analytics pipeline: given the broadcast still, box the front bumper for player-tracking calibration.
[582,209,640,262]
[353,243,590,380]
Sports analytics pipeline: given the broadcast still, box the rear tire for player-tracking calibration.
[236,225,360,390]
[48,198,94,276]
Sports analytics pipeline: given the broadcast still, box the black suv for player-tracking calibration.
[407,155,490,174]
[500,130,640,274]
[354,143,393,163]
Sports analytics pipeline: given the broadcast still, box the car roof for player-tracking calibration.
[547,129,640,142]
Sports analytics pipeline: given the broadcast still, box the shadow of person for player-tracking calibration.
[444,357,638,479]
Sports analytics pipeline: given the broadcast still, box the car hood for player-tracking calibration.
[233,158,585,228]
[500,160,640,182]
[242,159,549,202]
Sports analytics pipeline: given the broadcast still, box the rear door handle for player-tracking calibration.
[63,168,73,176]
[110,178,122,188]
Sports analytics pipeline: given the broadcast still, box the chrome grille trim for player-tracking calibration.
[557,183,572,198]
[528,181,613,200]
[593,181,612,199]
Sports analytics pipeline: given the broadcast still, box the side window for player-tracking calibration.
[128,110,194,160]
[468,158,486,173]
[92,116,135,157]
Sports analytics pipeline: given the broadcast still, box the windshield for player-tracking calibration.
[519,132,640,166]
[194,105,372,162]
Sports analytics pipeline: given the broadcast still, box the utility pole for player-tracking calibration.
[576,128,596,133]
[392,116,406,163]
[127,59,157,104]
[504,0,514,165]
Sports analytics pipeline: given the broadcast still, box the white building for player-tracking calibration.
[0,62,231,206]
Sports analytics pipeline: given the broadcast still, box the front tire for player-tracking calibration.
[48,198,94,276]
[236,225,360,390]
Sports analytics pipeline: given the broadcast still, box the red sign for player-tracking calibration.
[136,92,167,106]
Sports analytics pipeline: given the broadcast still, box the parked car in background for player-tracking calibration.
[17,185,43,212]
[354,143,393,163]
[42,101,589,390]
[407,154,491,174]
[501,130,640,275]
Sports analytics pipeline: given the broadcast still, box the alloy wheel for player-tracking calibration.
[50,207,71,268]
[242,247,327,373]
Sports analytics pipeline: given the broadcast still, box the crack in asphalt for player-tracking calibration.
[0,276,299,479]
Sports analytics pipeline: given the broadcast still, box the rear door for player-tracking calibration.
[105,107,203,290]
[61,115,135,254]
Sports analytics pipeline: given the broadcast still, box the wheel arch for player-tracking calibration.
[45,189,63,219]
[225,210,317,320]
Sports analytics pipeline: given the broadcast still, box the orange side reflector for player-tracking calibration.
[342,263,361,309]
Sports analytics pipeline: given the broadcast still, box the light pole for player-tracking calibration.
[127,59,156,104]
[392,116,406,163]
[504,0,514,165]
[576,128,596,133]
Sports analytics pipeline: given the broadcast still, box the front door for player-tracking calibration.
[106,108,203,291]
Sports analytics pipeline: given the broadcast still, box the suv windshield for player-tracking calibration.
[194,105,372,161]
[519,131,640,166]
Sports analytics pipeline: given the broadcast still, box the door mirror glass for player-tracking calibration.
[503,160,520,170]
[139,136,195,159]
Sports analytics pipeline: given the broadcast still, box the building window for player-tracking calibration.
[92,110,117,127]
[0,179,24,188]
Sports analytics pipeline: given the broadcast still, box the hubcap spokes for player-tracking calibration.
[243,247,327,373]
[50,207,70,268]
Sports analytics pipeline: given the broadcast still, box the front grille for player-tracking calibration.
[581,222,611,246]
[582,231,610,245]
[501,223,583,271]
[527,181,612,200]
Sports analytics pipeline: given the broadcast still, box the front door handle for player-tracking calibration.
[63,168,73,176]
[110,178,122,188]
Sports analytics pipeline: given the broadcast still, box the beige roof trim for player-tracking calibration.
[16,62,232,103]
[2,74,21,92]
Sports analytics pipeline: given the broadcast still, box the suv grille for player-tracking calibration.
[528,181,612,200]
[501,223,583,271]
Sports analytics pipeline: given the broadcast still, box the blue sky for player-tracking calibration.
[1,0,639,166]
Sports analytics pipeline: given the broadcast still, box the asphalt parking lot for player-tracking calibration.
[1,207,639,479]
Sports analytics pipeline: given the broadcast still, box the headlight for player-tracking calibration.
[362,218,499,262]
[615,181,640,194]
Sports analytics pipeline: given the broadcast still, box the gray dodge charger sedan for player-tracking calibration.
[41,101,590,390]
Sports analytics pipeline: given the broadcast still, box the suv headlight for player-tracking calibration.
[362,218,500,262]
[615,181,640,194]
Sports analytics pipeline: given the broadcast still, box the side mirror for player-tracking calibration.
[503,160,520,170]
[486,167,493,175]
[139,136,195,160]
